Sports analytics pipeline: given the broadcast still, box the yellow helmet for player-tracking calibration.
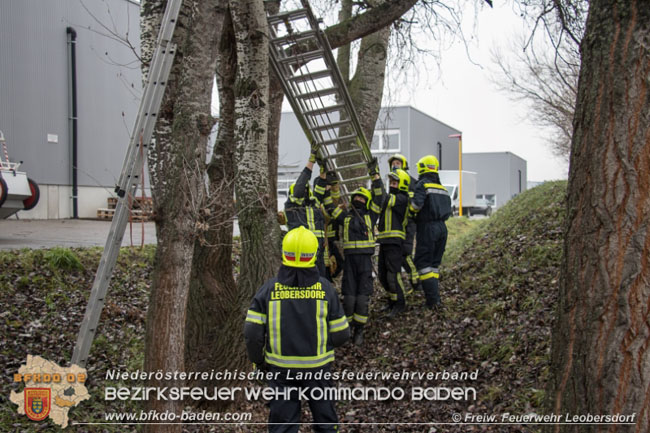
[388,169,410,192]
[417,155,439,174]
[282,226,318,268]
[351,187,372,209]
[388,153,409,170]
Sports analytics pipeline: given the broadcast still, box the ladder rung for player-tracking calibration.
[267,9,309,25]
[304,103,346,117]
[312,120,352,132]
[340,174,371,184]
[279,49,324,65]
[271,30,318,46]
[328,148,363,158]
[302,104,346,116]
[336,161,368,171]
[296,87,339,100]
[320,134,357,146]
[289,69,333,83]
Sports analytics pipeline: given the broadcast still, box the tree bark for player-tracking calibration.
[336,0,353,83]
[336,1,392,186]
[265,1,283,208]
[230,0,282,303]
[184,0,239,402]
[141,0,219,430]
[349,23,391,143]
[547,1,650,432]
[325,0,417,50]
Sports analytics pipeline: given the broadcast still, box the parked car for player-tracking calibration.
[469,197,493,216]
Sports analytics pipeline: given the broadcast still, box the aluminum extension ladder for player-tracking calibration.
[267,0,375,201]
[71,0,182,367]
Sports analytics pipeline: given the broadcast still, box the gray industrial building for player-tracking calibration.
[463,151,527,208]
[2,0,526,220]
[0,0,141,219]
[279,107,527,210]
[278,106,462,204]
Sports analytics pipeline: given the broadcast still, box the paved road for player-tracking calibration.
[0,219,157,250]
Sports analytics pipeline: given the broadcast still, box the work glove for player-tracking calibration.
[252,362,269,386]
[309,141,321,163]
[253,361,269,373]
[316,155,326,172]
[277,210,287,225]
[329,255,337,274]
[367,157,379,177]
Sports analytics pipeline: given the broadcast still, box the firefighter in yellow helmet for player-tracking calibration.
[377,169,411,316]
[409,155,452,310]
[387,154,420,292]
[244,226,350,432]
[284,147,330,277]
[330,158,383,345]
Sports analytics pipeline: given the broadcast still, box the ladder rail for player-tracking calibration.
[267,1,376,202]
[71,0,182,368]
[116,0,182,192]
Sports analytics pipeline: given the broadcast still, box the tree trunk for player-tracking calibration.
[230,0,282,303]
[349,24,391,143]
[340,2,392,185]
[547,1,650,432]
[184,0,238,402]
[265,1,283,208]
[141,0,219,430]
[336,0,353,83]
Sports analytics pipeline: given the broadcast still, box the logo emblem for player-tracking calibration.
[24,388,50,421]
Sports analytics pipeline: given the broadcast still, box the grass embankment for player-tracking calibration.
[0,181,567,432]
[0,246,153,432]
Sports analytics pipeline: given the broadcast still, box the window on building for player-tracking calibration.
[476,194,497,206]
[371,129,400,153]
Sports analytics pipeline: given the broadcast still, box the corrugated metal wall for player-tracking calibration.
[406,107,460,172]
[0,0,141,188]
[278,106,462,185]
[463,152,528,207]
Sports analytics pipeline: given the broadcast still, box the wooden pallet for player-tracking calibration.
[107,196,153,211]
[96,207,151,222]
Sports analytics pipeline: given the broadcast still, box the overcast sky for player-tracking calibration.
[386,2,570,182]
[213,1,571,182]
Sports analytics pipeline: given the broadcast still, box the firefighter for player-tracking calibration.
[244,226,350,433]
[387,154,420,291]
[330,159,383,345]
[322,171,344,281]
[377,169,411,317]
[409,155,452,310]
[284,148,329,277]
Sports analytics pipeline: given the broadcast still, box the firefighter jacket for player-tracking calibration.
[330,177,384,255]
[409,173,452,223]
[377,188,409,245]
[404,173,418,248]
[244,265,350,369]
[323,185,341,241]
[284,167,327,238]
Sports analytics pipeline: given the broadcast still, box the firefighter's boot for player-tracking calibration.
[353,326,365,346]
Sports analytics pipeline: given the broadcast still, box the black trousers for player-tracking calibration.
[378,243,407,305]
[325,238,344,281]
[342,253,373,326]
[414,221,448,306]
[268,369,338,433]
[402,221,418,286]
